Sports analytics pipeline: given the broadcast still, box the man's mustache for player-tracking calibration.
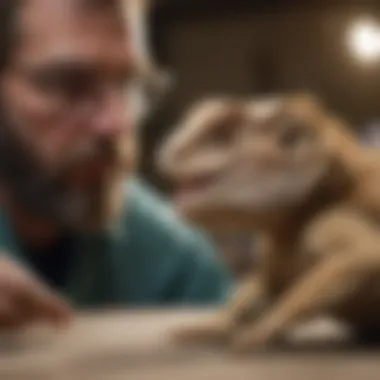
[59,137,125,171]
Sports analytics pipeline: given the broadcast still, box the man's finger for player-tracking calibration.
[22,283,72,327]
[0,297,25,329]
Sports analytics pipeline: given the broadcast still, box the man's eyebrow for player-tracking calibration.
[23,58,137,78]
[28,59,96,71]
[77,0,120,12]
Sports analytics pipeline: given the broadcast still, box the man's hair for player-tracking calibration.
[0,0,123,72]
[0,0,20,71]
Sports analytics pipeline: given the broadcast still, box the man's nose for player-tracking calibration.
[91,90,132,137]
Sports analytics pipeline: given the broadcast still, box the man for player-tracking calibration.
[0,0,231,329]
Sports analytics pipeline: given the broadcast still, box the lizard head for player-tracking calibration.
[157,94,357,231]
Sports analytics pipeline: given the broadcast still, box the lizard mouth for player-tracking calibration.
[173,173,220,206]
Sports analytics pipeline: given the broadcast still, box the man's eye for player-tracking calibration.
[23,64,98,102]
[34,70,95,100]
[25,63,140,105]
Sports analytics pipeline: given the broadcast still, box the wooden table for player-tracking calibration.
[1,309,380,380]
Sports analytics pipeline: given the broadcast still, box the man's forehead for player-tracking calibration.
[20,0,125,32]
[16,0,134,66]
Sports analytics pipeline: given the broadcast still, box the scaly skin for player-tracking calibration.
[157,94,380,352]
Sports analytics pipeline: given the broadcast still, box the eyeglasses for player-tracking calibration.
[11,60,173,121]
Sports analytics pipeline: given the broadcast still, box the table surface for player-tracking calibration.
[1,309,380,380]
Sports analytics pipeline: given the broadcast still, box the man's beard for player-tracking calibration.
[0,112,129,233]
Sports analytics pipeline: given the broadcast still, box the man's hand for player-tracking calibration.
[0,256,71,330]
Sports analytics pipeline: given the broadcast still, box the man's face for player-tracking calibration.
[0,0,139,231]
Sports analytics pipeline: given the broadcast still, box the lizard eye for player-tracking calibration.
[206,120,237,147]
[278,120,310,149]
[215,121,236,143]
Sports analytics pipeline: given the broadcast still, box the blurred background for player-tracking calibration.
[138,0,380,277]
[141,0,380,186]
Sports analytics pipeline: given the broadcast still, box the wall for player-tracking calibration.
[142,5,380,187]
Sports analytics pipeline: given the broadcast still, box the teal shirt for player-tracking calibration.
[0,179,232,307]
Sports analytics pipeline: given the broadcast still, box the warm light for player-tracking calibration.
[347,18,380,62]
